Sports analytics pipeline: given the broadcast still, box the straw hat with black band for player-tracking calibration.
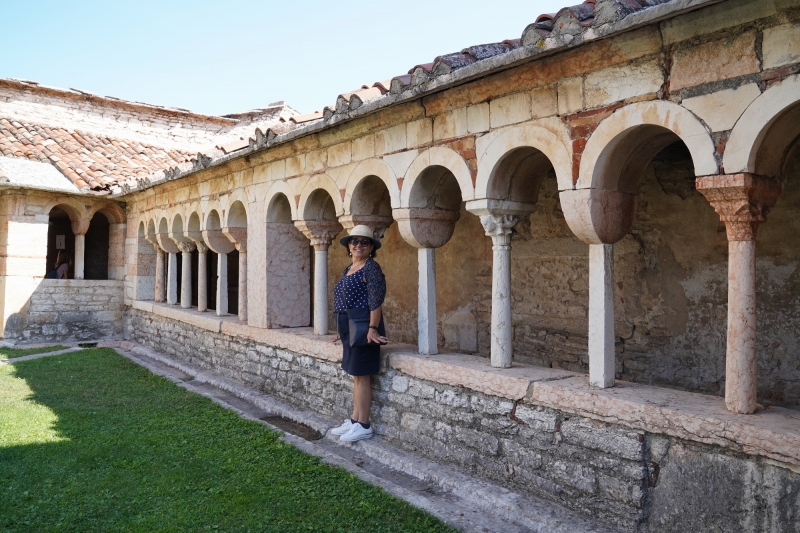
[339,225,382,250]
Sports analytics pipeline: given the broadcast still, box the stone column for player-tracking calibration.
[418,248,437,355]
[167,252,178,305]
[74,233,86,279]
[153,246,165,303]
[196,243,208,312]
[238,248,247,322]
[216,253,228,316]
[295,220,343,336]
[480,214,520,368]
[589,244,615,388]
[177,241,195,309]
[394,208,461,355]
[697,174,782,414]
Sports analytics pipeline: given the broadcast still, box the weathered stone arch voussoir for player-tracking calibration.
[725,73,800,177]
[297,173,345,221]
[578,100,718,190]
[475,118,573,197]
[88,202,126,224]
[43,196,90,234]
[264,180,300,221]
[343,158,401,213]
[221,190,249,228]
[400,146,475,208]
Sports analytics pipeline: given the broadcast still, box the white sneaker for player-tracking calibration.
[340,422,373,442]
[330,419,354,436]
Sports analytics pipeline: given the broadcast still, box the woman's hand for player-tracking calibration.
[367,328,388,345]
[331,334,341,343]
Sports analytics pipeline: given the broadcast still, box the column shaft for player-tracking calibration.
[589,243,615,388]
[726,240,758,413]
[313,249,328,335]
[197,249,207,312]
[154,250,165,302]
[167,252,178,305]
[418,247,437,355]
[74,234,86,279]
[491,239,512,368]
[216,253,228,316]
[238,251,248,322]
[180,252,192,309]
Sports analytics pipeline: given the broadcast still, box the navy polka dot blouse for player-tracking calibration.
[333,257,386,312]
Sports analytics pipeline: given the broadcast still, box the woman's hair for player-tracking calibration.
[56,251,71,265]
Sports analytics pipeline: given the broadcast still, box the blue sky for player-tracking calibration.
[2,1,568,116]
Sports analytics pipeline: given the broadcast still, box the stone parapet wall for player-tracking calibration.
[126,306,800,533]
[15,279,124,342]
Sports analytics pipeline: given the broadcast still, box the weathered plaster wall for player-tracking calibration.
[127,308,800,533]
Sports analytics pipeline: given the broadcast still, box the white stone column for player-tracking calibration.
[177,241,195,309]
[238,250,247,322]
[74,233,86,279]
[295,221,342,336]
[313,247,329,335]
[418,247,437,355]
[589,244,615,388]
[197,243,208,312]
[696,173,782,414]
[480,214,519,368]
[154,246,165,303]
[167,252,178,305]
[216,252,228,316]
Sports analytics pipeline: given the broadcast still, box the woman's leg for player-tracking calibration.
[352,375,372,424]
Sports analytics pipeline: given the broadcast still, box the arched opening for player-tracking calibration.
[266,193,310,327]
[203,209,234,315]
[351,175,392,218]
[46,206,77,278]
[303,189,341,333]
[84,212,109,280]
[487,147,553,205]
[225,201,248,319]
[408,165,463,212]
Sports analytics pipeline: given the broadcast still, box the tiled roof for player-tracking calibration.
[0,118,195,192]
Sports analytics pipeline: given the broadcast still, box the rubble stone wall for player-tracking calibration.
[127,308,800,533]
[16,279,124,342]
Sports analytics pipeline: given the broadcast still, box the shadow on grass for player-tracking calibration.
[0,349,454,533]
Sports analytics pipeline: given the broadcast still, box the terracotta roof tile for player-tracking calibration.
[0,117,195,191]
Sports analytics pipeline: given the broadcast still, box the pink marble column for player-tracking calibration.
[196,243,208,312]
[697,174,783,414]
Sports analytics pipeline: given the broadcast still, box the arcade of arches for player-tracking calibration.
[3,1,800,530]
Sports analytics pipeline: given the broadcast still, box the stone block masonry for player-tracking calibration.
[15,279,124,342]
[127,308,800,533]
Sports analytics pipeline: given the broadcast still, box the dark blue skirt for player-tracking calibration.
[337,312,384,376]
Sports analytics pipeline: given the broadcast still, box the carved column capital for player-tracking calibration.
[338,214,394,239]
[222,227,247,252]
[696,174,783,241]
[294,220,343,251]
[151,243,164,254]
[195,242,209,253]
[176,240,196,254]
[480,214,520,247]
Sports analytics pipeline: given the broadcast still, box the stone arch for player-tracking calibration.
[267,193,294,223]
[343,159,401,213]
[475,118,573,198]
[577,100,718,191]
[265,181,299,221]
[226,200,248,229]
[400,147,474,208]
[297,174,344,220]
[43,197,89,235]
[725,74,800,179]
[87,202,125,224]
[221,190,250,227]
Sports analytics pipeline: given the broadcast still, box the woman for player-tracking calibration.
[330,225,388,442]
[51,251,71,279]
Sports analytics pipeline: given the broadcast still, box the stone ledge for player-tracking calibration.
[39,279,123,288]
[130,300,800,467]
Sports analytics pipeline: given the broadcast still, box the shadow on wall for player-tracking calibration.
[3,279,124,343]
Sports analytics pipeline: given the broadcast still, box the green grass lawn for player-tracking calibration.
[0,349,455,533]
[0,345,68,360]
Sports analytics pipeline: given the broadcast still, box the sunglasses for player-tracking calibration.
[349,238,373,247]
